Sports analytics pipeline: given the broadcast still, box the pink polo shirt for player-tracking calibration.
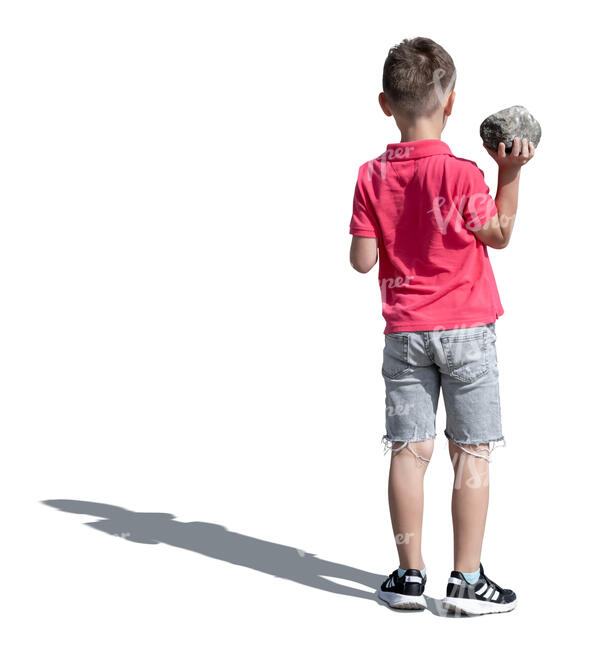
[349,139,504,334]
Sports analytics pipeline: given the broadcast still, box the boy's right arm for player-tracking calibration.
[474,137,535,249]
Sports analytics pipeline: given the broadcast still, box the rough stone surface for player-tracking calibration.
[480,105,541,153]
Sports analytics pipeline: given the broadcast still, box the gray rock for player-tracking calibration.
[480,105,541,153]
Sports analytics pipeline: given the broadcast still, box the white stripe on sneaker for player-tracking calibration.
[407,576,422,583]
[492,590,499,601]
[484,586,494,600]
[475,583,488,596]
[448,577,462,585]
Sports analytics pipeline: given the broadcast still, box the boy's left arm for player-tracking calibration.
[349,165,379,272]
[350,235,378,273]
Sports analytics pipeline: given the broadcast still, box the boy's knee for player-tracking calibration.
[391,438,434,463]
[448,439,491,462]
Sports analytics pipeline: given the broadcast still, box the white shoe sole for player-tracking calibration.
[442,596,517,615]
[377,589,427,610]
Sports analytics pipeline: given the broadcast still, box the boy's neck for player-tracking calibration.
[397,116,444,143]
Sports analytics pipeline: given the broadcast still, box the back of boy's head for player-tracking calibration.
[383,37,456,119]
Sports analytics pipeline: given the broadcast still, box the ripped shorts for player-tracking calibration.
[381,323,504,453]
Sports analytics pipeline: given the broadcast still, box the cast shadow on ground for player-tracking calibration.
[41,499,458,617]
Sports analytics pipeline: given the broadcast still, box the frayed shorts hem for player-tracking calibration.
[443,429,505,446]
[381,432,506,459]
[381,433,436,454]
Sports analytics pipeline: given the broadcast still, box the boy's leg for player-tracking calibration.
[388,439,434,570]
[443,439,518,616]
[381,332,439,576]
[448,441,490,572]
[432,323,502,573]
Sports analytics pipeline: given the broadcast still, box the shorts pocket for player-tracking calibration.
[441,330,488,383]
[382,334,413,379]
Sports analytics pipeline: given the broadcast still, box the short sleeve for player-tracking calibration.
[461,163,498,231]
[349,166,378,238]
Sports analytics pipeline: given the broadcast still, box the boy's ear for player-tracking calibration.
[444,90,456,116]
[379,92,393,116]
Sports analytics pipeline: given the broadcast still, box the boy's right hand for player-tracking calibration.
[483,137,535,171]
[473,136,534,250]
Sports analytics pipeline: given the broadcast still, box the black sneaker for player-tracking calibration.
[377,569,427,609]
[442,563,517,615]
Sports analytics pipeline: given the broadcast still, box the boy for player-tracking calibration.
[348,37,534,615]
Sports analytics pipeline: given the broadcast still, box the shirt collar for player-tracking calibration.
[384,139,452,160]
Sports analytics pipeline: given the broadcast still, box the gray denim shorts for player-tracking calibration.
[382,322,503,450]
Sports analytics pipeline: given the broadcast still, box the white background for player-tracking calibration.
[1,0,611,647]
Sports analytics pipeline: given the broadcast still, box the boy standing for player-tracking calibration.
[349,37,534,615]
